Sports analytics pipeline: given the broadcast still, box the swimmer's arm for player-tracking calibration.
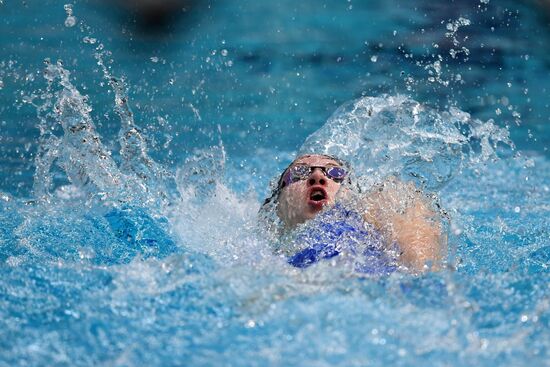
[362,178,446,272]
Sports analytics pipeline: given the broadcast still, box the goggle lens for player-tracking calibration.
[281,164,347,188]
[290,165,311,180]
[325,166,346,181]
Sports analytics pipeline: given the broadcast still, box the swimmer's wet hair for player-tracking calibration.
[261,153,351,207]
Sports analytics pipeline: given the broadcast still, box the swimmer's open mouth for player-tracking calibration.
[309,188,327,202]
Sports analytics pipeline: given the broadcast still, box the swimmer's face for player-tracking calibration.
[277,155,344,227]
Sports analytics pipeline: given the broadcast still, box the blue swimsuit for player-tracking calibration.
[287,204,397,275]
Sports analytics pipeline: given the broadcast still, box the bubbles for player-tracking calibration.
[410,15,473,89]
[445,17,472,36]
[426,59,446,85]
[64,16,76,28]
[82,36,96,45]
[370,55,378,63]
[445,18,471,61]
[63,4,76,28]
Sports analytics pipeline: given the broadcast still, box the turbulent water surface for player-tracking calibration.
[1,0,549,366]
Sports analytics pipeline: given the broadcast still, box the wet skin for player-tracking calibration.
[277,155,343,227]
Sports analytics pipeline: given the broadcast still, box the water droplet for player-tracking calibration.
[458,17,471,26]
[520,314,528,322]
[64,16,76,27]
[64,4,76,27]
[370,55,378,62]
[221,49,228,57]
[514,206,520,213]
[83,36,97,44]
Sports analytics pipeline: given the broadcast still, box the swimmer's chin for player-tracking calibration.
[301,200,332,221]
[283,209,318,228]
[307,199,327,211]
[280,201,334,228]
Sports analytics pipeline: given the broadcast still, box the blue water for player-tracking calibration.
[1,0,549,366]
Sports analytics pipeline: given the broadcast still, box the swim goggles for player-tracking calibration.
[279,164,348,188]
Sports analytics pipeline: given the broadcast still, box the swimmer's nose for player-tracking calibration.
[307,168,327,186]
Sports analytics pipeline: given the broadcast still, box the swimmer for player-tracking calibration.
[262,154,446,273]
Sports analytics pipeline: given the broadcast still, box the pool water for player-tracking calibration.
[1,0,549,366]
